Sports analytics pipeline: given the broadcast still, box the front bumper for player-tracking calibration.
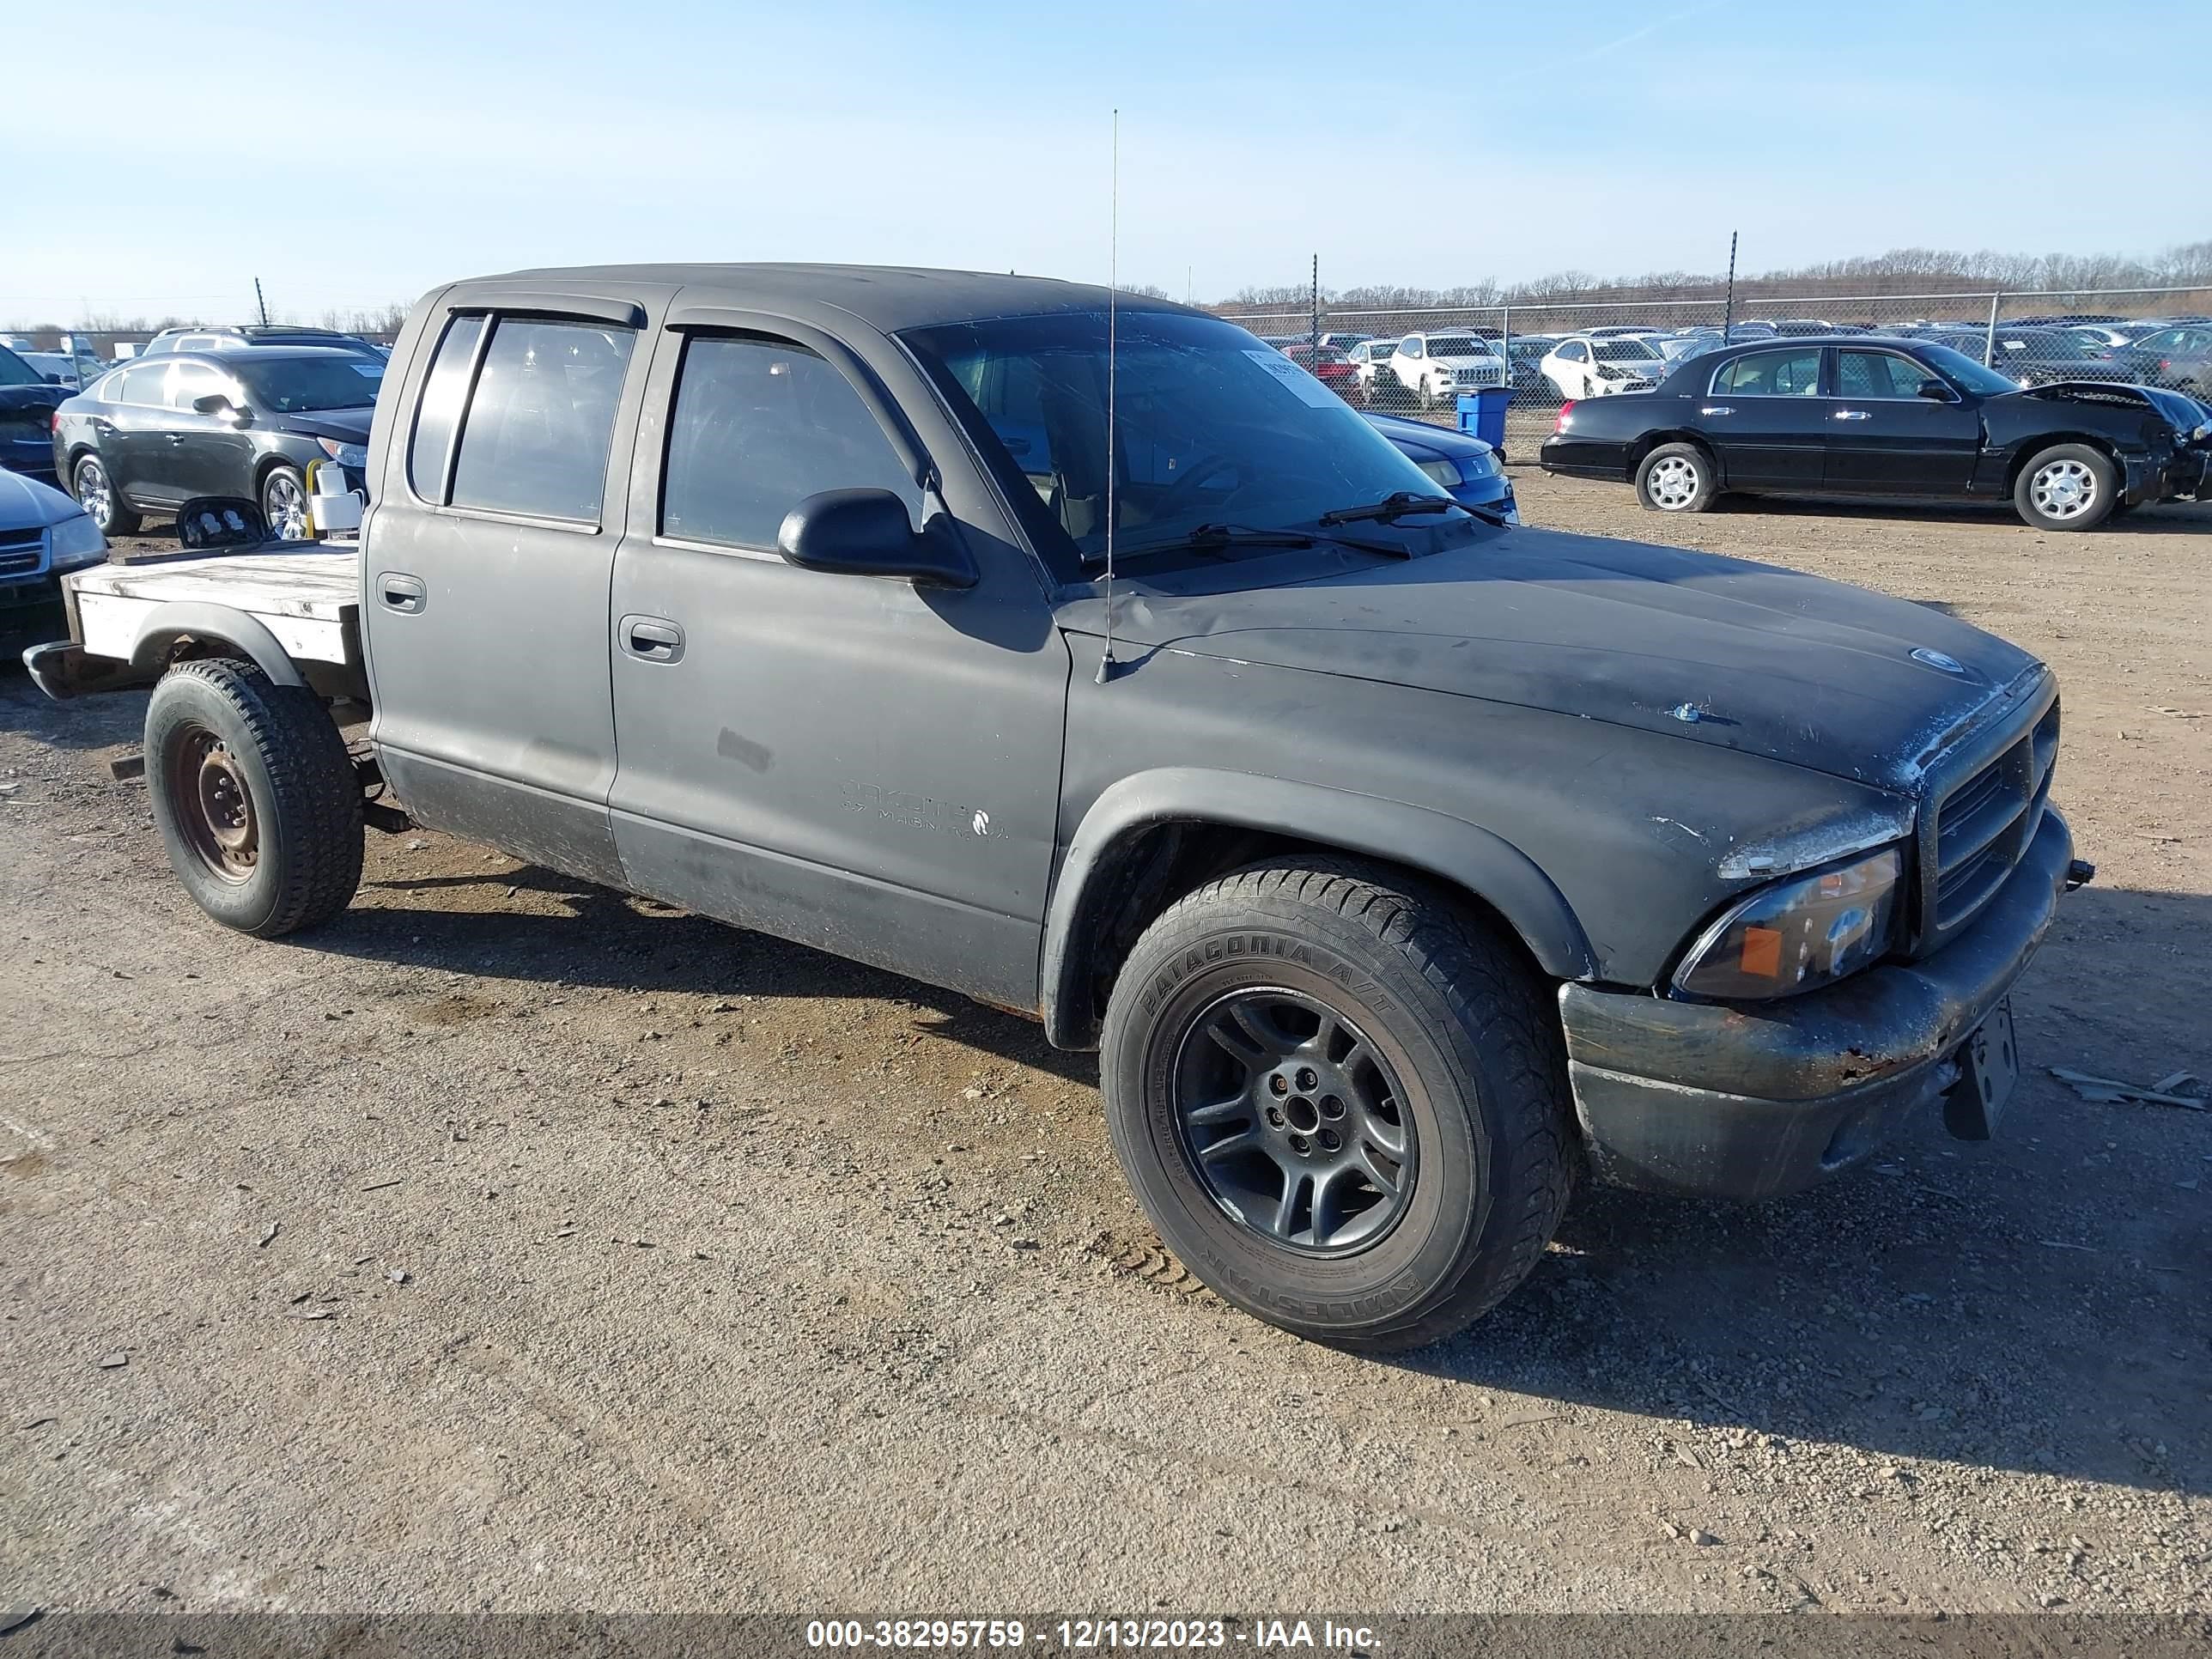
[1558,807,2075,1200]
[2127,444,2208,505]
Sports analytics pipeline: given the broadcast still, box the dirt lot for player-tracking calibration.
[3,472,2208,1618]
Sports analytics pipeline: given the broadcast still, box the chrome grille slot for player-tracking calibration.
[0,526,42,549]
[0,550,40,577]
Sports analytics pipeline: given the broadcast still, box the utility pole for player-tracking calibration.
[1721,232,1738,343]
[253,277,269,326]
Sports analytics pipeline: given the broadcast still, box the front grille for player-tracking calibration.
[1923,689,2058,943]
[0,548,43,577]
[0,525,40,548]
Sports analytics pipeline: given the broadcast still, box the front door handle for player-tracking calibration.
[1833,409,1873,421]
[621,615,684,664]
[377,572,427,613]
[167,434,187,445]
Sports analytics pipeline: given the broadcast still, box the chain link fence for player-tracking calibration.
[1221,285,2212,451]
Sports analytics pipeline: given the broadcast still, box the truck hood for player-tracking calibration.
[1061,529,2039,793]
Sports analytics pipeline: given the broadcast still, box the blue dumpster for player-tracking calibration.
[1455,386,1510,452]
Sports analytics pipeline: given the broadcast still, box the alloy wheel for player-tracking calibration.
[265,472,308,540]
[76,460,113,530]
[1171,987,1418,1255]
[1648,454,1701,508]
[2028,459,2097,521]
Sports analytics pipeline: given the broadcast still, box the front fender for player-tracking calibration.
[127,601,306,687]
[1038,767,1597,1049]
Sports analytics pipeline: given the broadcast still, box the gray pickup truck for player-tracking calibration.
[24,265,2091,1351]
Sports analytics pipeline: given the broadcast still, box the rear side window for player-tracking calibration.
[407,313,485,499]
[115,363,167,405]
[447,317,635,521]
[1714,349,1822,396]
[659,335,920,551]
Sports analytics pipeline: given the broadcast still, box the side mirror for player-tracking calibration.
[193,393,252,424]
[1915,380,1955,402]
[43,371,64,384]
[777,489,976,589]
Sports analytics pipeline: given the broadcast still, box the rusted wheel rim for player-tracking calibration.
[168,723,258,883]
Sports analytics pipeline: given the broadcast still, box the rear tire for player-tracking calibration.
[1636,441,1718,514]
[73,453,141,537]
[2014,442,2117,531]
[1100,859,1577,1352]
[145,659,362,937]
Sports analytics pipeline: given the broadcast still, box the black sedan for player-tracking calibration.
[52,348,381,538]
[1540,336,2210,532]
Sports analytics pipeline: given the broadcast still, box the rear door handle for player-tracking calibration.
[621,615,684,664]
[1833,409,1873,421]
[167,434,187,445]
[1700,405,1733,416]
[378,572,427,613]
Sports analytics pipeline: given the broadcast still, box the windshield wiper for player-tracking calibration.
[1091,522,1410,565]
[1317,491,1467,526]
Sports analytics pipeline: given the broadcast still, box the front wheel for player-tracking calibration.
[145,659,363,937]
[262,464,311,541]
[1100,860,1577,1352]
[1636,441,1718,514]
[73,453,141,536]
[2014,443,2117,531]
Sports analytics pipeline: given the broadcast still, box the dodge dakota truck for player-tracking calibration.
[24,265,2091,1351]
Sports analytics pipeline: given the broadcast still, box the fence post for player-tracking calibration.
[1984,291,2001,368]
[1500,301,1511,396]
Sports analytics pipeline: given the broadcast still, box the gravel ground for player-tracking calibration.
[2,471,2207,1616]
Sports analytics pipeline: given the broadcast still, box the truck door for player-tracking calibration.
[361,296,653,887]
[604,314,1067,1012]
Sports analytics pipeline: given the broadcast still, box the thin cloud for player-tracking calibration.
[1589,0,1732,59]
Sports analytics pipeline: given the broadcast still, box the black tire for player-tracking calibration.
[261,464,310,541]
[1635,441,1718,514]
[73,453,141,537]
[1100,859,1577,1352]
[144,659,362,937]
[2013,442,2117,532]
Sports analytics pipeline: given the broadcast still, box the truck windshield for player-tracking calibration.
[901,309,1447,576]
[233,356,383,413]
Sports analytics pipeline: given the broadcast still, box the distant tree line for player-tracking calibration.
[1218,239,2212,314]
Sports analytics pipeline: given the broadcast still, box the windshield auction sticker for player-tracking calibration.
[1241,349,1342,409]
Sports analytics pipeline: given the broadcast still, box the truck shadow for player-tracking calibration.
[316,866,2207,1492]
[1397,881,2210,1495]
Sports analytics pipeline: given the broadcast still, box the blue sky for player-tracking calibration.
[6,0,2206,323]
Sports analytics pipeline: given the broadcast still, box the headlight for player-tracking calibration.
[1671,848,1903,1000]
[316,438,368,467]
[1416,458,1464,488]
[47,512,108,570]
[1458,446,1500,481]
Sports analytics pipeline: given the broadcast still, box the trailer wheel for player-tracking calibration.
[145,659,362,937]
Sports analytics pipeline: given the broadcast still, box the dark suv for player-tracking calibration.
[52,348,381,537]
[141,325,386,362]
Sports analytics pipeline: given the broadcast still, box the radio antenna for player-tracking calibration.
[1096,106,1121,685]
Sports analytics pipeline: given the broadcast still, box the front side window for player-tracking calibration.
[445,317,635,521]
[902,309,1451,579]
[1837,351,1936,399]
[166,362,228,409]
[659,334,920,550]
[1715,349,1822,396]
